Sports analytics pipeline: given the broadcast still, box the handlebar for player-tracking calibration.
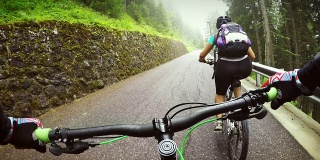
[205,58,215,65]
[35,87,277,156]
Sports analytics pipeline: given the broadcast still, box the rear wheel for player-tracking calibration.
[223,84,249,160]
[226,86,233,101]
[227,120,249,160]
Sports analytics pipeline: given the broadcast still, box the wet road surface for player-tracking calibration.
[0,51,312,160]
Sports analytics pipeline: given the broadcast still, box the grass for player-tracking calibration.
[0,0,182,41]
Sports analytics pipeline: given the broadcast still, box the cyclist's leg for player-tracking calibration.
[214,94,225,130]
[234,57,252,98]
[215,59,234,98]
[215,59,234,103]
[214,59,233,130]
[228,57,252,159]
[234,86,241,98]
[214,94,225,118]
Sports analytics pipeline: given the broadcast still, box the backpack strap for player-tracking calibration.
[214,33,219,45]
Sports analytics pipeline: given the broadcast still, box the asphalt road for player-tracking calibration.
[0,51,313,160]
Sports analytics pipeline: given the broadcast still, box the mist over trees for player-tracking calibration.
[220,0,319,69]
[75,0,204,48]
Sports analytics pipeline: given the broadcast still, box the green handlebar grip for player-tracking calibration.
[34,128,52,143]
[267,87,278,101]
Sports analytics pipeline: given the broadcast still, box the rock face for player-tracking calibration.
[0,21,188,117]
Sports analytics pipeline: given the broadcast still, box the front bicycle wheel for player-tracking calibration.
[227,120,249,160]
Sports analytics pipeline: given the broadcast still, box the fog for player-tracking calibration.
[162,0,229,36]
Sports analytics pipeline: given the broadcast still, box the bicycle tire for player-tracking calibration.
[222,118,230,137]
[228,120,249,160]
[223,82,249,160]
[226,86,233,101]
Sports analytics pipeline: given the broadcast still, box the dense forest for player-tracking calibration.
[216,0,319,70]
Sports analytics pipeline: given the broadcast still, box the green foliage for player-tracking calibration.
[126,3,144,23]
[0,0,159,36]
[0,0,203,51]
[290,101,298,106]
[79,0,124,18]
[1,0,37,11]
[125,0,172,34]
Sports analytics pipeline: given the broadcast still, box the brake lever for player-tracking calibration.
[251,109,268,119]
[251,85,271,94]
[65,141,90,154]
[49,141,90,156]
[49,143,64,156]
[251,104,263,113]
[224,109,247,121]
[223,104,268,121]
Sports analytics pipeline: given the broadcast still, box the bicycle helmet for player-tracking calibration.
[216,16,232,29]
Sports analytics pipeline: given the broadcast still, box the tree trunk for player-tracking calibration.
[290,2,300,68]
[285,22,293,69]
[281,1,294,70]
[251,1,263,64]
[259,0,274,66]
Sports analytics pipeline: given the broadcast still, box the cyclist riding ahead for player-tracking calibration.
[199,16,256,130]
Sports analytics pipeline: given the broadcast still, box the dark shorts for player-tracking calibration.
[214,56,252,95]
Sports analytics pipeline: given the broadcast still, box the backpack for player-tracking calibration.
[216,22,251,58]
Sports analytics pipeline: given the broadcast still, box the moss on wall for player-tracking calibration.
[0,21,188,117]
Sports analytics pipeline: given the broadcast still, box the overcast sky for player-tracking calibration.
[162,0,229,36]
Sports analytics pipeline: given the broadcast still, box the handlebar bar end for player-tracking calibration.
[267,87,278,102]
[35,128,52,143]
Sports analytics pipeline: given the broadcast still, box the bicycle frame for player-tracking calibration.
[226,77,242,101]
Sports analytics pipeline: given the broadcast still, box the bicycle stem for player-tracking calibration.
[153,116,177,159]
